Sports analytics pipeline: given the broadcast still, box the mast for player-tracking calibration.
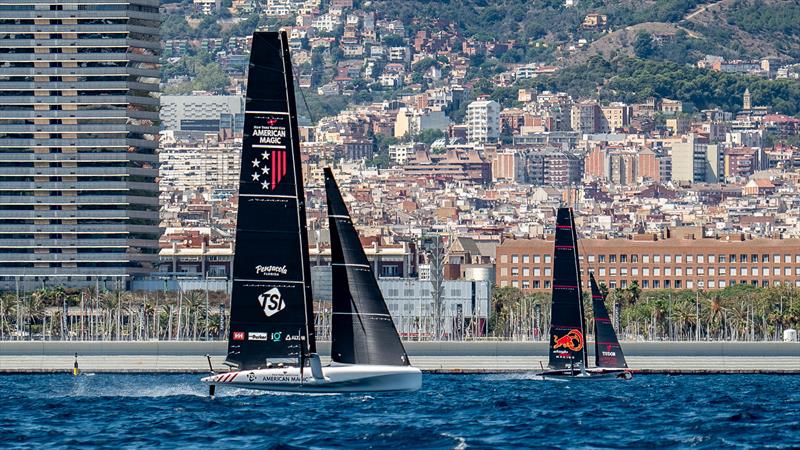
[547,207,587,369]
[590,273,627,368]
[225,31,316,370]
[325,168,410,366]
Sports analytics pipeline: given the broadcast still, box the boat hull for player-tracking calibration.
[538,368,633,381]
[202,364,422,393]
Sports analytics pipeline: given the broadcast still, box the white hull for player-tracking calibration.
[538,368,633,381]
[202,363,422,393]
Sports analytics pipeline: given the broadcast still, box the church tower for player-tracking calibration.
[743,88,752,110]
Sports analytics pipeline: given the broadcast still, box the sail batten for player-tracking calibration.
[226,32,315,370]
[325,168,410,366]
[591,274,628,368]
[547,208,587,369]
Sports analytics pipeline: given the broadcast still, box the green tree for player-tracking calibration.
[634,31,654,59]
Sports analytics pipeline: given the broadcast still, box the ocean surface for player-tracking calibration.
[1,373,799,449]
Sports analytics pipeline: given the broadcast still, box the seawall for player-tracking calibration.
[1,341,798,374]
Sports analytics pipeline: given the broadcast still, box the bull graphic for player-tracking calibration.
[553,329,584,352]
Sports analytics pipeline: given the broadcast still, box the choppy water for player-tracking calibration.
[1,373,799,449]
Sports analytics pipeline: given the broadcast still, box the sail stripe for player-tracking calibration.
[332,263,371,268]
[246,110,290,115]
[329,214,350,219]
[333,312,393,317]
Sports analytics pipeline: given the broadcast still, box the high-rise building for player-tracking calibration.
[0,0,161,289]
[465,99,500,143]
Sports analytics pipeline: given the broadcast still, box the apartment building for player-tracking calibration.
[0,0,161,289]
[466,99,500,143]
[671,134,721,183]
[497,230,800,292]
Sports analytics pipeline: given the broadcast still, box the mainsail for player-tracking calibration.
[547,207,587,369]
[325,168,410,366]
[226,32,315,370]
[590,273,627,368]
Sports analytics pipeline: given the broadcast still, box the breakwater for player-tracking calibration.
[1,341,798,374]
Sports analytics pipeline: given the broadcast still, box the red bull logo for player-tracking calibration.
[553,329,584,352]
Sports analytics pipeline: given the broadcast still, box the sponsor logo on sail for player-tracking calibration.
[553,329,584,352]
[232,331,246,341]
[247,372,256,382]
[271,331,282,342]
[249,116,288,190]
[285,334,304,341]
[255,265,288,277]
[249,332,269,341]
[258,288,285,317]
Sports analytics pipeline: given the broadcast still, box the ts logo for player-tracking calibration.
[258,288,285,317]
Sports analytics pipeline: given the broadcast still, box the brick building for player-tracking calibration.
[497,229,800,292]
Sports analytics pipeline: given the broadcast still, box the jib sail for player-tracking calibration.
[590,273,627,368]
[325,168,410,366]
[547,207,588,369]
[226,31,315,370]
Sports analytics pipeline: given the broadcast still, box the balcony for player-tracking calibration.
[0,195,158,207]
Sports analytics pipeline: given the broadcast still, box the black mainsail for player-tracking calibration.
[547,207,587,369]
[590,273,627,368]
[324,168,410,366]
[226,32,315,370]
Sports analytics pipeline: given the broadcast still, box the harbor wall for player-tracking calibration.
[1,341,798,374]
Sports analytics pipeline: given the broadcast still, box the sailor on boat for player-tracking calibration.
[536,207,632,381]
[201,31,421,394]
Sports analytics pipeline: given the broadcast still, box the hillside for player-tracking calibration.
[369,0,799,65]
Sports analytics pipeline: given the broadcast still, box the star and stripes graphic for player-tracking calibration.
[250,148,287,190]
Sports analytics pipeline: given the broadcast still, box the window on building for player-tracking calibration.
[708,255,715,264]
[709,268,715,276]
[544,280,551,289]
[610,268,618,275]
[533,268,541,277]
[697,255,704,263]
[512,255,519,263]
[522,280,530,289]
[795,255,800,263]
[653,268,661,276]
[774,254,781,263]
[610,254,617,263]
[544,268,551,276]
[762,254,769,263]
[720,267,727,275]
[785,267,792,276]
[719,254,726,263]
[686,268,693,275]
[643,268,650,276]
[665,268,672,276]
[686,255,693,263]
[523,268,530,277]
[512,268,519,276]
[675,255,683,263]
[751,254,758,263]
[501,254,508,263]
[599,255,606,263]
[740,268,748,276]
[675,280,682,289]
[632,268,639,276]
[751,268,758,276]
[719,281,727,288]
[643,255,650,263]
[642,280,649,288]
[664,255,672,263]
[664,280,671,289]
[544,255,551,263]
[534,255,541,264]
[653,280,660,289]
[621,280,628,288]
[654,255,661,263]
[523,255,530,264]
[620,254,627,263]
[740,254,747,263]
[708,280,715,288]
[621,268,628,275]
[676,268,683,276]
[687,281,694,289]
[512,281,519,288]
[762,267,769,276]
[609,281,617,289]
[599,268,606,276]
[631,254,639,263]
[697,267,705,275]
[762,280,769,287]
[533,280,540,289]
[785,254,791,263]
[500,267,508,276]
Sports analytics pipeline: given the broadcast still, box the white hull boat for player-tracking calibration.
[203,364,422,393]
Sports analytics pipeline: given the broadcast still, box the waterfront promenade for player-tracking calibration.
[1,341,798,374]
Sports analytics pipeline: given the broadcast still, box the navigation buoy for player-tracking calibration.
[73,352,80,377]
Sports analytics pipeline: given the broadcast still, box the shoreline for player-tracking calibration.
[1,341,798,374]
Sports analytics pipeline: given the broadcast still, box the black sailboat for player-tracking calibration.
[203,32,420,392]
[538,207,632,380]
[325,168,411,367]
[590,273,628,369]
[224,31,315,370]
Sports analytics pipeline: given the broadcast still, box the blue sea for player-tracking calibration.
[1,373,799,449]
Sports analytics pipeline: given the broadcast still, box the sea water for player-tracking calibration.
[1,373,798,449]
